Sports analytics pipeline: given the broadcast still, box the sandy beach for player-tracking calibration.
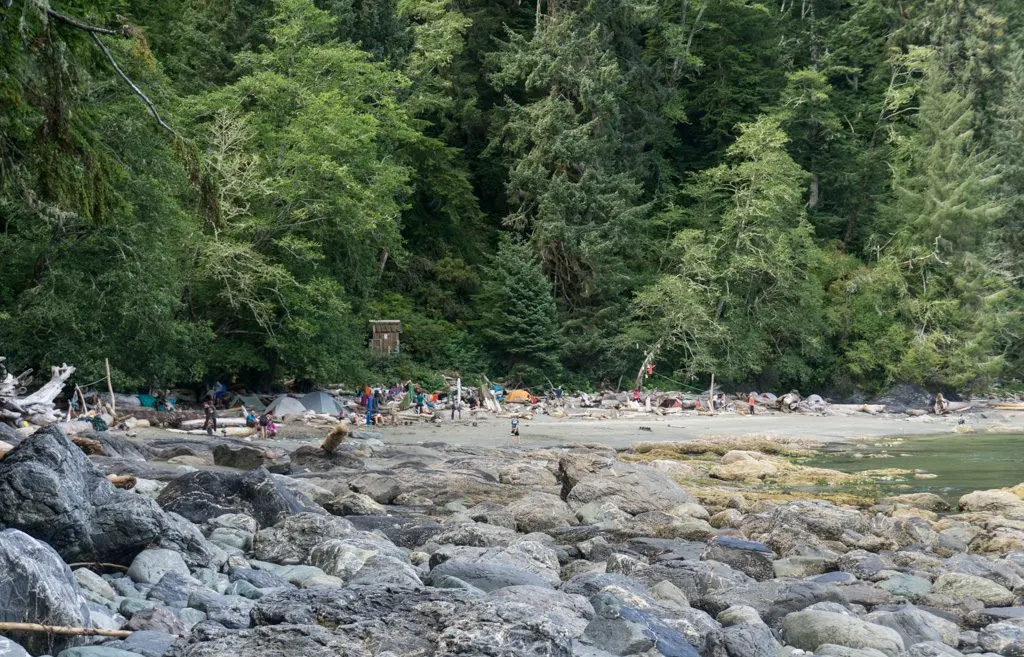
[371,408,1024,450]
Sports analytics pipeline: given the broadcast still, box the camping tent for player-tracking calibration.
[299,391,342,415]
[230,394,266,412]
[265,395,307,417]
[504,389,532,404]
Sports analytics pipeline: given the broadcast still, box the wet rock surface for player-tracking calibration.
[2,425,1024,657]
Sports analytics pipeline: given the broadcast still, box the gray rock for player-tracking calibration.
[102,631,176,657]
[175,608,206,631]
[430,541,561,586]
[224,580,263,600]
[560,572,650,600]
[73,569,116,601]
[272,565,335,587]
[722,623,777,657]
[206,527,250,552]
[156,468,322,529]
[56,648,144,657]
[575,501,630,525]
[0,529,91,656]
[347,555,423,588]
[877,572,932,598]
[906,642,965,657]
[427,561,553,592]
[187,591,254,629]
[212,444,273,471]
[118,598,157,618]
[869,606,959,647]
[773,556,836,579]
[838,550,888,579]
[980,619,1024,657]
[717,606,763,627]
[323,492,385,516]
[701,536,776,582]
[583,593,700,657]
[0,638,30,657]
[249,586,479,655]
[127,549,190,586]
[505,492,577,533]
[308,535,403,579]
[171,625,365,657]
[145,572,200,608]
[782,610,905,657]
[0,428,219,567]
[966,607,1024,629]
[227,568,290,590]
[815,645,889,657]
[251,513,354,564]
[348,474,402,504]
[487,586,594,636]
[932,572,1014,606]
[125,606,185,635]
[565,459,694,516]
[944,553,1024,591]
[702,580,847,629]
[581,615,654,654]
[429,522,519,548]
[465,502,518,530]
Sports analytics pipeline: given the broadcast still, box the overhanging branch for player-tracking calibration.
[46,7,178,137]
[89,32,177,136]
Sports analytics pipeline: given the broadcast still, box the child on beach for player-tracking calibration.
[510,417,520,445]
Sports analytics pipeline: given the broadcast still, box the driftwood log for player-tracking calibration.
[0,622,132,639]
[0,359,75,425]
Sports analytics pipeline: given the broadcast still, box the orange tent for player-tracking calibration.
[504,389,531,404]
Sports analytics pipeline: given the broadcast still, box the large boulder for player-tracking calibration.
[430,541,561,586]
[0,427,219,566]
[700,536,776,582]
[979,619,1024,656]
[958,490,1024,516]
[868,607,959,647]
[932,572,1014,606]
[565,460,694,516]
[251,513,355,564]
[782,610,905,657]
[173,625,366,657]
[212,444,275,471]
[505,492,577,533]
[156,468,323,528]
[249,586,478,655]
[0,529,91,656]
[0,638,30,657]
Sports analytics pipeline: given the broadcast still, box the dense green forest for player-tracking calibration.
[1,0,1022,393]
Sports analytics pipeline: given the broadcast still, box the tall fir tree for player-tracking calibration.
[476,237,562,386]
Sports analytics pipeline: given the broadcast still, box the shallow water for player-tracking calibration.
[806,432,1024,502]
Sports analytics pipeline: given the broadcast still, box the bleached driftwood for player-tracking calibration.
[0,360,75,425]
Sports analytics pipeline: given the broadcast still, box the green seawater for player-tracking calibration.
[806,432,1024,503]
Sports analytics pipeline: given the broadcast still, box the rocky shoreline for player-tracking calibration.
[1,426,1024,656]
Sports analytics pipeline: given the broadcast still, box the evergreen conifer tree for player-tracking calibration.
[476,237,563,385]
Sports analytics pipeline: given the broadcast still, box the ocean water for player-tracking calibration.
[806,432,1024,503]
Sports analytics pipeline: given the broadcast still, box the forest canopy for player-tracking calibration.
[1,0,1021,394]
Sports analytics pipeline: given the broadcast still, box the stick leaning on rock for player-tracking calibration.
[0,622,132,639]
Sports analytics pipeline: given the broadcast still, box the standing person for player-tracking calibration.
[510,417,520,445]
[203,400,217,436]
[747,392,756,416]
[259,410,275,439]
[632,388,641,406]
[450,397,461,420]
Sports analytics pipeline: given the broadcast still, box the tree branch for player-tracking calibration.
[45,7,177,136]
[89,32,177,137]
[46,8,127,36]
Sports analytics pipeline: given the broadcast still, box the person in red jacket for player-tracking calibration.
[747,393,756,416]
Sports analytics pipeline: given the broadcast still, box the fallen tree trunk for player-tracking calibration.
[0,622,132,639]
[180,416,248,429]
[0,361,75,425]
